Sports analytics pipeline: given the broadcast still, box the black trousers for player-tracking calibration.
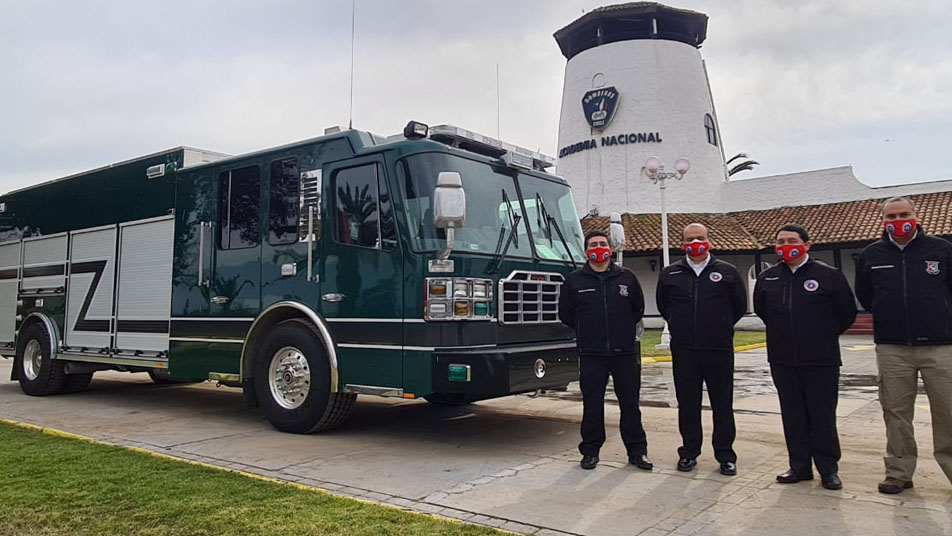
[770,364,841,477]
[672,345,737,462]
[579,353,647,457]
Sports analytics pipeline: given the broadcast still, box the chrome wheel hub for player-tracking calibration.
[23,339,42,381]
[268,346,310,409]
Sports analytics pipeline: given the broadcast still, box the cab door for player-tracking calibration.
[320,157,403,390]
[260,154,321,315]
[170,162,262,379]
[210,164,262,318]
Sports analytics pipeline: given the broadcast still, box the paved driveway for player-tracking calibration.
[1,337,950,535]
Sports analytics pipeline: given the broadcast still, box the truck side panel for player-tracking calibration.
[0,241,20,345]
[22,235,68,292]
[65,226,116,350]
[115,218,173,353]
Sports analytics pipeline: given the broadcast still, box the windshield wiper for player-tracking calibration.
[487,190,522,275]
[535,194,579,270]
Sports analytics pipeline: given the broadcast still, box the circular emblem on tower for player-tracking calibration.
[582,86,619,130]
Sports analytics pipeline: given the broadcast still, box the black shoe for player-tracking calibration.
[719,461,737,476]
[580,455,599,470]
[776,469,813,484]
[821,473,842,490]
[878,478,913,494]
[676,457,697,472]
[629,454,653,471]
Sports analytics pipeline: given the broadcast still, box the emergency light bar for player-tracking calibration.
[427,124,556,171]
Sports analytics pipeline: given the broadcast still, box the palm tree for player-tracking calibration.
[727,153,759,177]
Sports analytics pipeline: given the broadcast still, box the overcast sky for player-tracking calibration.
[2,0,950,194]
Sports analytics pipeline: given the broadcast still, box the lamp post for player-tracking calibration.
[642,156,691,350]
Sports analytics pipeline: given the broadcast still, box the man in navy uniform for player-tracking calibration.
[855,196,952,494]
[558,230,651,471]
[754,224,856,490]
[657,223,747,476]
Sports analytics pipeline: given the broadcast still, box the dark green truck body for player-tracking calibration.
[1,127,586,428]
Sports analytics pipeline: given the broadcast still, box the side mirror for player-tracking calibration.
[433,172,465,229]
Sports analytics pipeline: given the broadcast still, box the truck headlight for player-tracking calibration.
[453,279,471,298]
[425,277,493,321]
[472,281,489,298]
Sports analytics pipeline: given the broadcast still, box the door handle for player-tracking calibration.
[322,293,345,303]
[211,296,230,305]
[198,221,210,287]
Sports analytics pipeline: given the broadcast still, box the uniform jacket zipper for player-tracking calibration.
[901,251,911,344]
[601,275,610,353]
[692,268,700,349]
[787,268,798,365]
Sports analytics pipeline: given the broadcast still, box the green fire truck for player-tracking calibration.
[0,122,586,433]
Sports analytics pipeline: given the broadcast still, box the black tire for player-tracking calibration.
[14,323,66,396]
[61,373,94,394]
[254,319,356,434]
[423,393,476,406]
[147,369,202,385]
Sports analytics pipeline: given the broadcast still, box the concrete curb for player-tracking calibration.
[0,417,526,535]
[642,342,767,364]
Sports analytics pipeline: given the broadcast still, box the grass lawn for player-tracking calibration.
[641,329,766,357]
[0,423,502,536]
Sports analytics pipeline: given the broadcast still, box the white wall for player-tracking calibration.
[557,39,727,216]
[725,166,952,212]
[623,255,661,317]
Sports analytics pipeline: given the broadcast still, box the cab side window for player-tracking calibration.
[268,158,299,245]
[219,166,260,250]
[334,163,395,249]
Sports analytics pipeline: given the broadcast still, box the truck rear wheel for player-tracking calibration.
[15,323,66,396]
[254,320,356,433]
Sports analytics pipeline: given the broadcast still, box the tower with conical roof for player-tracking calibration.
[554,2,727,215]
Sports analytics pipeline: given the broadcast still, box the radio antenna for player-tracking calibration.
[496,62,501,138]
[348,0,356,129]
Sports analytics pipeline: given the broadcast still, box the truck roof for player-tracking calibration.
[5,124,562,195]
[3,146,230,197]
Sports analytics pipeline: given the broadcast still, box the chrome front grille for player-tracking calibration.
[498,270,564,325]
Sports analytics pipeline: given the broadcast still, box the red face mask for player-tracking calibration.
[586,247,612,263]
[775,244,806,263]
[884,218,917,237]
[684,240,710,257]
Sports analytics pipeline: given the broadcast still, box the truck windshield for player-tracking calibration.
[518,174,586,263]
[400,153,533,258]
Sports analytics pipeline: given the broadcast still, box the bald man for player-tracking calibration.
[856,196,952,494]
[656,223,748,475]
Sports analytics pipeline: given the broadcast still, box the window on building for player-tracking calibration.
[219,166,260,250]
[334,164,382,248]
[704,114,718,146]
[268,158,299,245]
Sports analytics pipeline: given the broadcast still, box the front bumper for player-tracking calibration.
[430,341,578,400]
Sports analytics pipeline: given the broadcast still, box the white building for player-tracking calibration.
[556,3,952,327]
[555,2,726,216]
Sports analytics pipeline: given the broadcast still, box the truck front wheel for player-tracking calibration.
[254,320,356,433]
